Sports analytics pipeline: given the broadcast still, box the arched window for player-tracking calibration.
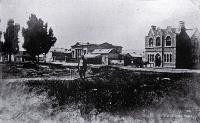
[199,55,200,64]
[195,39,199,49]
[149,38,153,47]
[156,37,161,46]
[166,36,171,46]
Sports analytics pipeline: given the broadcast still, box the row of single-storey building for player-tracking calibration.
[0,42,144,67]
[47,42,143,66]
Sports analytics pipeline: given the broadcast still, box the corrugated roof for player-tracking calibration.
[84,53,101,58]
[71,42,97,47]
[92,49,113,54]
[99,42,122,48]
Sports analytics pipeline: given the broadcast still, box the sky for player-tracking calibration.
[0,0,200,50]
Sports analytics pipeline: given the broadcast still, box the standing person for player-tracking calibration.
[78,55,87,79]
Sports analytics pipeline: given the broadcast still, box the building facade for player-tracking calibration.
[71,42,98,59]
[71,42,122,59]
[145,26,177,68]
[92,49,120,65]
[46,48,72,62]
[145,21,194,68]
[190,29,200,68]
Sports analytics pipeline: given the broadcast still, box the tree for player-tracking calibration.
[22,14,57,63]
[3,19,20,62]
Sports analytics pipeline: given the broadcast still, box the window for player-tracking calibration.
[148,54,154,63]
[170,54,172,62]
[196,55,199,64]
[166,36,171,46]
[149,38,153,47]
[150,54,152,62]
[156,37,161,46]
[167,54,169,62]
[164,54,166,62]
[193,55,195,64]
[193,55,199,64]
[194,39,199,49]
[164,53,172,63]
[151,54,154,62]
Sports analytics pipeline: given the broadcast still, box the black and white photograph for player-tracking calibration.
[1,0,200,122]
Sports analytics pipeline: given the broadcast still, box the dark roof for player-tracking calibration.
[84,53,101,58]
[71,42,98,48]
[99,42,122,48]
[71,42,123,49]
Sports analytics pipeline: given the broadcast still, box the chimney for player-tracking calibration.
[179,21,185,30]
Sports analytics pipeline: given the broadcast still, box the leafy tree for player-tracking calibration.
[22,14,57,63]
[3,19,20,62]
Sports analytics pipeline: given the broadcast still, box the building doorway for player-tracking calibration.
[155,53,161,67]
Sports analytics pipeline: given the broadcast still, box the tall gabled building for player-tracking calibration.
[145,21,194,68]
[190,29,200,68]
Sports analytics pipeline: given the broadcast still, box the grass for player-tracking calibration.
[1,63,78,79]
[24,66,196,115]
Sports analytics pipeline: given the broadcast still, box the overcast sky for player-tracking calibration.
[0,0,200,50]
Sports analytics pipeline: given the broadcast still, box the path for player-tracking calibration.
[117,66,200,73]
[2,76,77,83]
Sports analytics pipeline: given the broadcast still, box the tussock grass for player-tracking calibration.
[24,66,196,115]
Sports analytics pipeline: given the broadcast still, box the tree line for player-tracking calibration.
[0,14,57,63]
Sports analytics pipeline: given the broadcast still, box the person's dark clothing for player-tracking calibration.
[78,58,87,78]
